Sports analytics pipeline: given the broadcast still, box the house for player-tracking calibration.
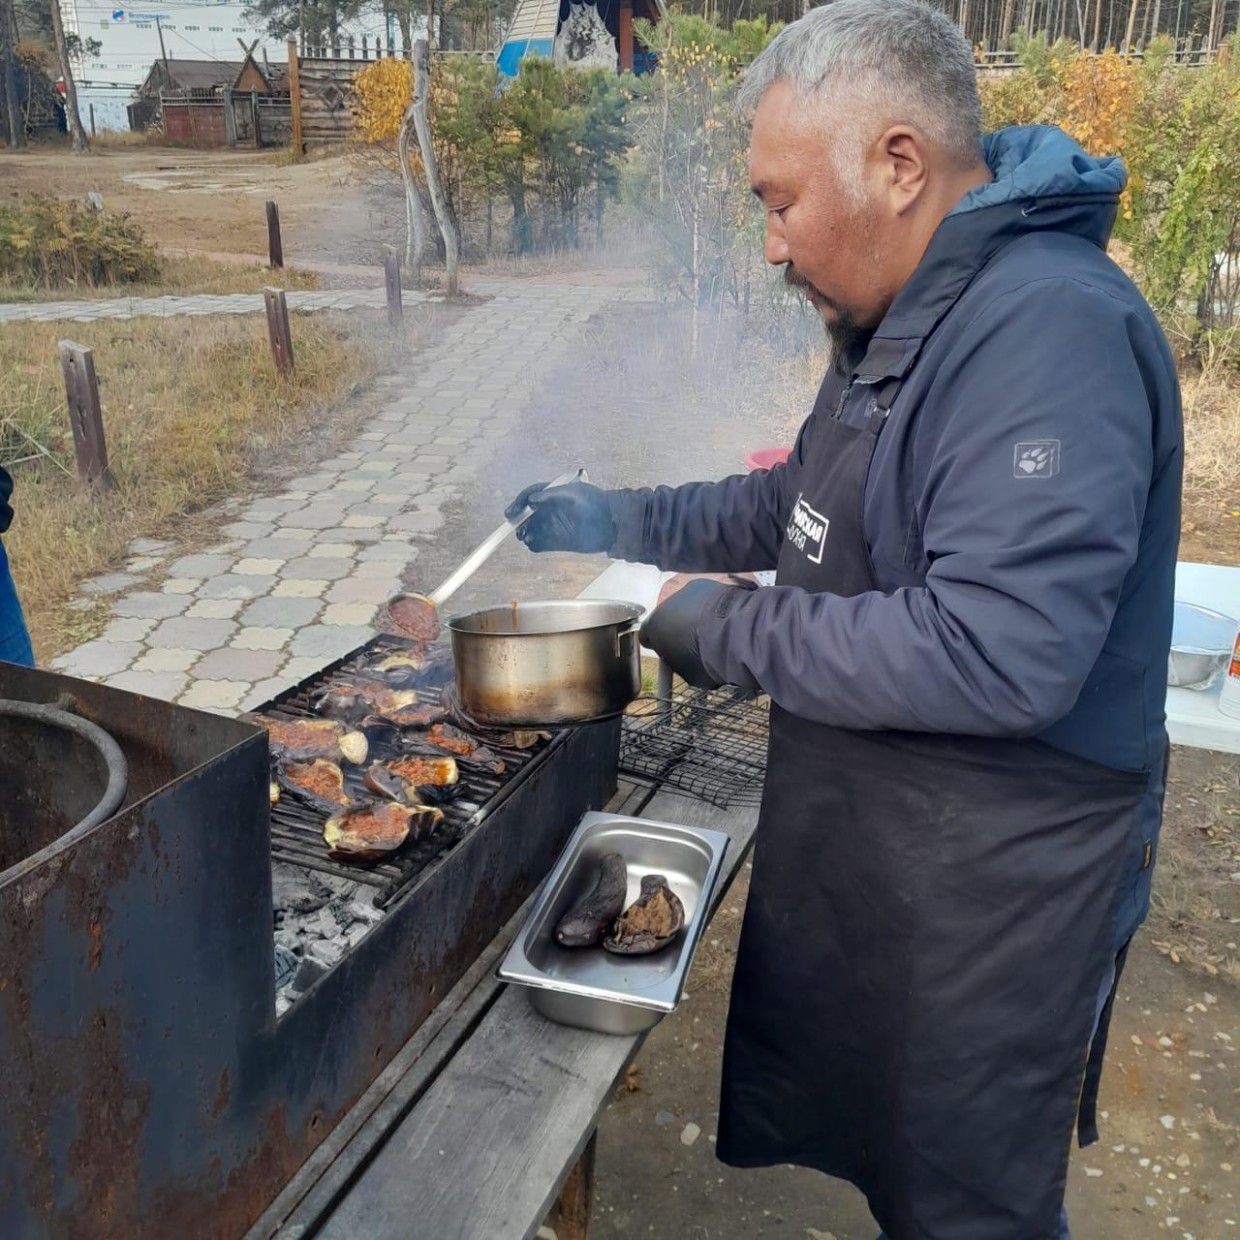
[498,0,667,78]
[135,58,244,101]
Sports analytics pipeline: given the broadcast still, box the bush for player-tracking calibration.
[0,198,162,291]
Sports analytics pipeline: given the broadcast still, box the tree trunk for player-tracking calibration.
[1,0,24,149]
[1001,0,1017,46]
[397,105,426,282]
[1124,0,1141,48]
[1092,0,1103,48]
[396,6,412,51]
[411,39,459,295]
[49,0,88,152]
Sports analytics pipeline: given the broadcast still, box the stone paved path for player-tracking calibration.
[48,278,634,712]
[0,287,407,325]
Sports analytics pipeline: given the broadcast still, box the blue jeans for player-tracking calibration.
[0,538,34,667]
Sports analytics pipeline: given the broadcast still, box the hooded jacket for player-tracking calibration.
[608,126,1183,941]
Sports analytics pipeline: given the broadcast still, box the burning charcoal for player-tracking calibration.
[271,866,335,915]
[306,938,347,969]
[274,944,299,991]
[349,900,385,925]
[276,995,294,1018]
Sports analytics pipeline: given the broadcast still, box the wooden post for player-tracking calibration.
[89,102,96,137]
[251,86,261,148]
[384,252,403,326]
[223,86,237,147]
[59,341,114,489]
[263,288,295,376]
[266,200,284,268]
[618,0,633,72]
[287,37,303,155]
[544,1131,596,1240]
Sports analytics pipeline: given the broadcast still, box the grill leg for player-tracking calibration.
[656,659,673,725]
[544,1130,597,1240]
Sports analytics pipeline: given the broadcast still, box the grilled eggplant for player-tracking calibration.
[323,801,417,862]
[555,852,628,948]
[424,723,484,756]
[250,715,369,766]
[279,759,351,808]
[388,754,459,787]
[317,679,446,729]
[603,874,685,955]
[363,762,417,803]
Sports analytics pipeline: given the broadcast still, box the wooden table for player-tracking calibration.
[247,779,760,1240]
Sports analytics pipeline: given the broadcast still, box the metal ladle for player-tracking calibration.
[383,468,588,639]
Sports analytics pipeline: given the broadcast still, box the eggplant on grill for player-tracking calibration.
[387,754,460,787]
[315,679,446,728]
[324,801,422,862]
[279,758,352,810]
[249,715,369,766]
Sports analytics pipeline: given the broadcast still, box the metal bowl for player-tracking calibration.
[1168,601,1237,690]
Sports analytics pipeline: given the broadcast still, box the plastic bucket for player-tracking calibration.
[744,447,791,472]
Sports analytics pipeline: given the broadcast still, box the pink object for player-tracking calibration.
[744,447,791,472]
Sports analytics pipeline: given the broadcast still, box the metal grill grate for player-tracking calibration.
[619,683,770,808]
[257,635,551,909]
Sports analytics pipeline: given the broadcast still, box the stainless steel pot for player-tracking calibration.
[447,599,643,727]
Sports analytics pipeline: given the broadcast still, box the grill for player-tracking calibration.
[261,634,546,909]
[620,682,771,808]
[0,651,620,1240]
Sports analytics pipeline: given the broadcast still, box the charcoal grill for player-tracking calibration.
[0,643,620,1240]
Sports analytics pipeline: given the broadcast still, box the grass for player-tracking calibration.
[0,307,424,658]
[0,256,320,304]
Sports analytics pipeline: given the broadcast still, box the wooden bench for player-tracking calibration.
[247,779,759,1240]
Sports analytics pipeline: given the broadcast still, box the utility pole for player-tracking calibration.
[156,14,171,80]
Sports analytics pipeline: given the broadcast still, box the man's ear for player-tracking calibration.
[875,126,930,216]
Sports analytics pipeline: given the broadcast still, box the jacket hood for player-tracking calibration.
[858,126,1127,373]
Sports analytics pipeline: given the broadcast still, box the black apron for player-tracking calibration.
[716,370,1149,1240]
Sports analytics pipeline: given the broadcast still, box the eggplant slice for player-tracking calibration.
[323,799,443,862]
[603,874,686,955]
[250,715,369,766]
[280,758,351,808]
[387,754,460,787]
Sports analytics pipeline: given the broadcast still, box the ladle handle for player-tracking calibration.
[426,469,587,610]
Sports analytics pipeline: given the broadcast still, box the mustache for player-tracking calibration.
[784,267,814,292]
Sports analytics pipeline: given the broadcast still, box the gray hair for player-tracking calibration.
[737,0,983,170]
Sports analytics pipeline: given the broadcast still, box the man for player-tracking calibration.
[508,1,1182,1235]
[0,463,34,666]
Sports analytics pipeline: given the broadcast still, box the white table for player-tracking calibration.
[581,559,1240,755]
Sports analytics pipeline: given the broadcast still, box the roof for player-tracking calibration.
[138,58,244,96]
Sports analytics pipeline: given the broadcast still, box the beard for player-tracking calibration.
[784,267,871,373]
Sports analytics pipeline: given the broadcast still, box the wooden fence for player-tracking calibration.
[159,90,292,149]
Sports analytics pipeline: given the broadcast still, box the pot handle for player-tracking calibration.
[615,619,641,658]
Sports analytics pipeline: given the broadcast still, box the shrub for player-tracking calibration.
[0,198,161,291]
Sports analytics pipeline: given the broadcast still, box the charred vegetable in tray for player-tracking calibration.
[555,852,628,947]
[603,875,686,956]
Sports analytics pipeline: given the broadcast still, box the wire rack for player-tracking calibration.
[619,683,770,808]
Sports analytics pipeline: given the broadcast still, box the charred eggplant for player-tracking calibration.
[603,874,685,955]
[555,852,628,948]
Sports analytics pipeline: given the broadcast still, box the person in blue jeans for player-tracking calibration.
[0,464,35,667]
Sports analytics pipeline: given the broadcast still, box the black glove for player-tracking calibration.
[641,579,750,690]
[505,481,617,554]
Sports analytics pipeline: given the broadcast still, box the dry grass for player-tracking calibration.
[0,308,420,658]
[0,257,319,304]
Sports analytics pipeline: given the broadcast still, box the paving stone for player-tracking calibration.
[341,514,383,529]
[272,578,330,598]
[289,624,369,660]
[321,602,378,626]
[128,537,174,555]
[387,510,447,534]
[288,507,343,530]
[66,598,97,612]
[239,597,322,627]
[178,680,251,712]
[125,555,166,573]
[239,678,294,713]
[197,574,278,600]
[320,526,384,543]
[106,669,188,700]
[283,655,330,681]
[306,542,358,559]
[112,592,194,619]
[186,598,245,619]
[223,522,276,543]
[161,578,202,595]
[232,625,295,650]
[280,557,354,581]
[357,461,399,474]
[331,480,374,493]
[231,538,314,560]
[98,616,157,643]
[247,497,309,514]
[134,647,200,673]
[192,647,284,682]
[55,640,142,677]
[169,553,236,578]
[327,576,400,604]
[279,528,318,541]
[147,617,237,652]
[374,492,407,504]
[234,557,287,576]
[357,543,414,563]
[203,541,244,555]
[81,572,143,595]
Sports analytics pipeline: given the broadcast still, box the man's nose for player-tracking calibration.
[764,222,790,266]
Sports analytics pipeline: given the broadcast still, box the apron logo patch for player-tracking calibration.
[1014,440,1061,478]
[787,493,829,564]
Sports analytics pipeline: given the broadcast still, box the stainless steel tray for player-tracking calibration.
[497,811,730,1035]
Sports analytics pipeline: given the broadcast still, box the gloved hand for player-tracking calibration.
[505,480,617,554]
[641,578,753,690]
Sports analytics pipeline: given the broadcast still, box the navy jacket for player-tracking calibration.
[0,465,11,534]
[609,127,1183,939]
